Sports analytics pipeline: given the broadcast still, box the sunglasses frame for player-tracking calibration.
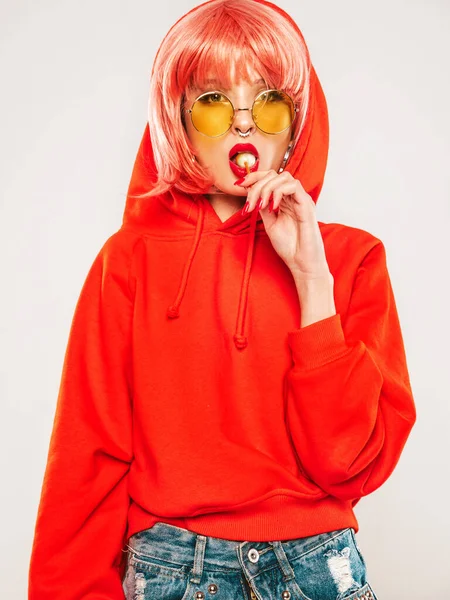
[184,88,300,138]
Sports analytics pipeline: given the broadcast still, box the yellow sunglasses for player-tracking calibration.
[184,88,299,138]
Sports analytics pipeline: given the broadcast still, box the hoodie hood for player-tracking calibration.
[122,0,329,350]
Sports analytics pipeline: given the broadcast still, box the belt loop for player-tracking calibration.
[271,541,296,581]
[189,534,207,585]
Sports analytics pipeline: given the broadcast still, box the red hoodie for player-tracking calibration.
[28,4,417,599]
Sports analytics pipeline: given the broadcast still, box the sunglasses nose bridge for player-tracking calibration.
[230,103,257,133]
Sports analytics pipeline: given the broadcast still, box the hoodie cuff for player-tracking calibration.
[287,313,350,371]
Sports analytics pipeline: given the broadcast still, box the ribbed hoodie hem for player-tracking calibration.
[126,493,359,543]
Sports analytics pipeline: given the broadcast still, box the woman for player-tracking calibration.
[28,0,416,599]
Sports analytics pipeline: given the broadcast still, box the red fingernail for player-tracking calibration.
[241,202,250,216]
[234,177,246,186]
[268,199,274,213]
[256,198,263,210]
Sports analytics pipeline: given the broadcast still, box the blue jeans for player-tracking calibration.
[122,522,378,600]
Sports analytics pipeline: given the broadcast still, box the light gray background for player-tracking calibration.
[1,0,449,597]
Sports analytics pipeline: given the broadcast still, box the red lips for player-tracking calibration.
[228,143,259,160]
[228,143,260,177]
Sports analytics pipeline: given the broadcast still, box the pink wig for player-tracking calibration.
[143,0,311,198]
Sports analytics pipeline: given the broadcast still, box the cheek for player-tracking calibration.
[258,139,290,168]
[188,132,220,165]
[184,124,206,162]
[273,133,293,163]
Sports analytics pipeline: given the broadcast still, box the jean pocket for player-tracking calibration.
[123,548,192,600]
[285,528,378,600]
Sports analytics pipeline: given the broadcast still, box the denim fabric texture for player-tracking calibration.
[122,522,378,600]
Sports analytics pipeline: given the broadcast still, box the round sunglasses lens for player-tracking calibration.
[191,93,233,137]
[253,90,295,134]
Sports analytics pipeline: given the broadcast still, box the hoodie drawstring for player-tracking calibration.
[166,196,258,350]
[233,207,258,350]
[166,197,205,320]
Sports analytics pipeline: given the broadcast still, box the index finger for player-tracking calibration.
[234,169,272,187]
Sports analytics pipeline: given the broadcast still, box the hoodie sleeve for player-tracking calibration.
[28,232,137,600]
[285,240,416,501]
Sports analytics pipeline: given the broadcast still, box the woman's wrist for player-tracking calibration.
[291,272,336,328]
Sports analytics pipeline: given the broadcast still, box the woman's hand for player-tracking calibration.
[237,169,331,281]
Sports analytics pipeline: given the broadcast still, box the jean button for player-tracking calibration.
[248,548,260,563]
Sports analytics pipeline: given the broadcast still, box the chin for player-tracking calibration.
[208,180,244,196]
